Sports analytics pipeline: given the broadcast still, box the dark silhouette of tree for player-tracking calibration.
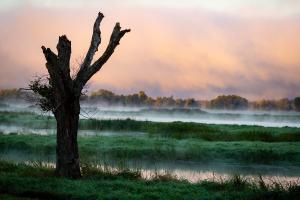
[276,98,292,111]
[29,12,130,178]
[184,98,198,107]
[294,97,300,111]
[210,95,248,110]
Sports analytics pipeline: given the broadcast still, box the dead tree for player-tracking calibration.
[29,12,130,178]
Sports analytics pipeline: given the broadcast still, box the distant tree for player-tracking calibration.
[29,12,130,178]
[91,89,115,102]
[165,96,176,107]
[294,97,300,111]
[145,96,155,106]
[210,95,248,110]
[184,98,198,107]
[154,96,176,107]
[155,97,163,107]
[0,88,20,100]
[0,88,33,101]
[138,91,148,104]
[175,98,185,107]
[254,99,277,111]
[276,98,292,111]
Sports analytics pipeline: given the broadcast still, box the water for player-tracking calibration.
[1,150,299,185]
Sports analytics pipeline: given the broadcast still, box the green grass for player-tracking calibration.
[0,161,299,200]
[1,134,299,165]
[1,111,300,142]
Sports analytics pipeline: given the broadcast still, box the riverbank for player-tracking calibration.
[0,161,299,200]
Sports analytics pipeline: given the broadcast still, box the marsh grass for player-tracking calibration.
[1,134,299,165]
[0,161,299,200]
[1,111,300,142]
[81,162,142,180]
[150,170,179,182]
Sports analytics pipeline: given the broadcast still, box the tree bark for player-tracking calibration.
[54,96,81,178]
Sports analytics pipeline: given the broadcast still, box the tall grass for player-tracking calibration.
[1,134,299,165]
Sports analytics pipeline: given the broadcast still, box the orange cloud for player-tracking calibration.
[0,3,299,100]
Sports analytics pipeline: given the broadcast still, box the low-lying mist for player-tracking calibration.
[1,101,300,128]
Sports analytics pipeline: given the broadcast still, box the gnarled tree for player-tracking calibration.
[29,12,130,178]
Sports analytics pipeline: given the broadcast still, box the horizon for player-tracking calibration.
[0,0,300,100]
[0,87,298,102]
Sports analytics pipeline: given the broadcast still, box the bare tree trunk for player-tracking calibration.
[36,12,130,179]
[54,97,81,178]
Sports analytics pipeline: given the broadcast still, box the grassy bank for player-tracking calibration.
[0,161,299,200]
[1,111,300,142]
[1,134,300,165]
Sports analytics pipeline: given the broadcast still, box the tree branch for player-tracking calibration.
[83,23,130,84]
[57,35,71,75]
[80,12,104,70]
[42,40,72,95]
[56,35,73,90]
[74,18,130,94]
[41,46,59,85]
[41,46,65,104]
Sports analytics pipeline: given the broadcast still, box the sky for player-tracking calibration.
[0,0,299,100]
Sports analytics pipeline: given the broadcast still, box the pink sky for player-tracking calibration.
[0,0,300,100]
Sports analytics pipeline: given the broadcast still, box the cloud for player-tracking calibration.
[0,48,34,89]
[0,2,299,99]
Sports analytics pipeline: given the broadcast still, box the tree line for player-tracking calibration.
[1,88,300,111]
[87,89,199,107]
[87,89,300,111]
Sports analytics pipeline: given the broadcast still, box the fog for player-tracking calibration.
[0,125,148,137]
[85,107,300,128]
[1,101,300,128]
